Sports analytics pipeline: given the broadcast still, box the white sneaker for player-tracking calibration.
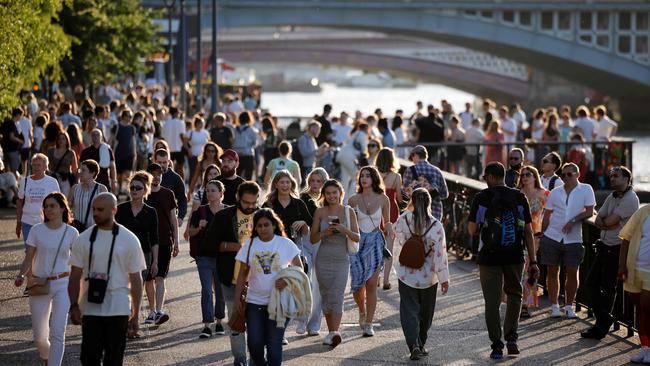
[550,304,562,318]
[322,332,334,345]
[363,323,375,337]
[296,321,306,335]
[565,306,577,319]
[631,347,648,363]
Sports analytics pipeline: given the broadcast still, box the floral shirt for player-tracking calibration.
[394,211,450,289]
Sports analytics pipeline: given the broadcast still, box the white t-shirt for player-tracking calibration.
[544,183,596,244]
[18,117,32,149]
[574,117,597,140]
[637,216,650,272]
[332,123,353,146]
[188,129,210,157]
[531,119,545,141]
[69,224,147,316]
[501,118,517,143]
[162,118,186,152]
[595,117,618,141]
[235,235,300,306]
[27,223,79,278]
[18,176,60,225]
[459,111,474,131]
[541,174,564,190]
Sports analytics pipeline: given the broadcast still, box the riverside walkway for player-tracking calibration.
[0,209,640,365]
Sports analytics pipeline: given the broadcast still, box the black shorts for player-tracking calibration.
[20,148,31,161]
[142,251,154,281]
[115,157,135,174]
[157,245,172,278]
[170,151,185,165]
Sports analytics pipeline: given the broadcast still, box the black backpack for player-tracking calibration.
[480,190,524,253]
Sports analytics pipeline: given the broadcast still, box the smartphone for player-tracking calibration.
[329,218,340,225]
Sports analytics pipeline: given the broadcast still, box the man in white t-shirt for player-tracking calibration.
[162,106,187,177]
[68,193,146,365]
[541,163,595,319]
[510,104,527,140]
[15,109,32,174]
[459,103,475,131]
[499,106,517,146]
[16,154,60,245]
[331,112,353,147]
[594,106,618,141]
[574,106,597,141]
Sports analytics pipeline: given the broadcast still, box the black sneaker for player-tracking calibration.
[155,311,170,325]
[421,347,429,356]
[199,326,212,339]
[214,322,225,335]
[506,341,520,355]
[490,348,504,360]
[144,312,156,324]
[410,347,423,361]
[580,327,606,340]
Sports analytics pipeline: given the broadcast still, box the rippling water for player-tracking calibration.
[262,83,650,190]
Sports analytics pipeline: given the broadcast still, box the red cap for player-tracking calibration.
[221,149,239,162]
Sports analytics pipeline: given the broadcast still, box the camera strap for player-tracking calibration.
[87,224,120,281]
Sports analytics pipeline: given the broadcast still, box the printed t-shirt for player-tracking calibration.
[232,209,254,284]
[18,176,60,225]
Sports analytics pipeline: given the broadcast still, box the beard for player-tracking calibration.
[221,167,236,178]
[237,203,257,215]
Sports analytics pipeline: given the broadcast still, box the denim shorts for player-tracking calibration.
[539,235,585,268]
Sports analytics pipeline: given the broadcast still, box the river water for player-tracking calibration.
[262,82,650,190]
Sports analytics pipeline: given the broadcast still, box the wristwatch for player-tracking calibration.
[16,274,25,279]
[70,303,79,311]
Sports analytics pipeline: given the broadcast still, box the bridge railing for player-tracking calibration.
[431,169,638,336]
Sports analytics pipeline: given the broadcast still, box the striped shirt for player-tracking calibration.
[71,182,108,227]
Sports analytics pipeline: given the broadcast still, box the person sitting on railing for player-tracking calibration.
[540,162,596,319]
[618,197,650,363]
[582,166,639,341]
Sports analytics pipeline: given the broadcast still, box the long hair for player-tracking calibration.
[265,170,299,204]
[252,208,286,238]
[410,188,432,234]
[375,148,398,173]
[356,166,385,194]
[301,167,329,196]
[199,141,222,165]
[517,165,543,190]
[202,164,221,188]
[56,131,71,150]
[66,124,83,148]
[319,179,344,207]
[43,192,72,224]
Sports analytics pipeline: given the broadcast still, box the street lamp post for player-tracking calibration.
[211,0,218,115]
[196,0,202,112]
[164,0,176,105]
[179,0,187,113]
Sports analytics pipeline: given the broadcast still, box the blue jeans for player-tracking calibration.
[21,222,33,247]
[297,241,322,332]
[196,256,225,323]
[221,284,247,366]
[246,303,287,366]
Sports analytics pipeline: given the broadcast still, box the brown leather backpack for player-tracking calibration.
[399,216,436,269]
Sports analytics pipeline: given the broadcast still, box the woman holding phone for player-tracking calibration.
[311,179,359,347]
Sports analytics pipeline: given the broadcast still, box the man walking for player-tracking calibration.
[68,193,146,365]
[468,162,539,359]
[216,149,246,206]
[402,145,448,220]
[541,163,595,318]
[207,181,261,366]
[144,163,179,325]
[153,149,188,226]
[582,166,638,339]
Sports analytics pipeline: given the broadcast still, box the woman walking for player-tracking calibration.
[190,164,221,212]
[68,160,108,233]
[264,141,302,188]
[188,142,222,202]
[15,193,79,365]
[301,168,329,217]
[375,148,403,290]
[336,122,369,201]
[46,132,78,196]
[310,179,359,347]
[233,209,302,366]
[188,179,227,338]
[186,115,211,186]
[394,188,449,360]
[347,166,393,336]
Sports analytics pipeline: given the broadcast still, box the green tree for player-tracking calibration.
[0,0,70,116]
[59,0,161,87]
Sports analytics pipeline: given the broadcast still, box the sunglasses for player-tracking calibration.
[562,172,576,178]
[509,157,520,161]
[609,174,622,179]
[368,144,378,148]
[542,159,551,164]
[129,185,145,192]
[206,149,217,153]
[521,172,533,178]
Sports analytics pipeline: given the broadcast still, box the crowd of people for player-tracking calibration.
[6,86,649,366]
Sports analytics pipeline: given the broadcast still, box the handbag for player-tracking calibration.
[345,205,359,254]
[227,237,254,333]
[72,183,99,232]
[27,226,69,296]
[359,196,392,258]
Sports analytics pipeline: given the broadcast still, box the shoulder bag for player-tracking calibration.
[27,226,69,296]
[359,196,392,258]
[345,205,359,254]
[227,237,254,333]
[72,183,99,232]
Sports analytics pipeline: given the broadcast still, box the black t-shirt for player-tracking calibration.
[316,115,332,145]
[190,204,220,257]
[415,114,444,143]
[115,201,159,252]
[216,175,245,206]
[1,120,21,152]
[300,192,318,218]
[469,185,532,266]
[210,126,233,150]
[145,186,178,247]
[263,197,312,239]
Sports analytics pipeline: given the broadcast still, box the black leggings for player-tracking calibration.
[237,155,255,180]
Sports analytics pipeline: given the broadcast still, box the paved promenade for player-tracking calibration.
[0,209,641,365]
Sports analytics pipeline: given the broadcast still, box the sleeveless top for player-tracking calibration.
[385,189,399,223]
[356,208,382,233]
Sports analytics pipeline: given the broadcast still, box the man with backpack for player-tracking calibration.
[540,152,563,191]
[402,145,448,220]
[468,162,539,360]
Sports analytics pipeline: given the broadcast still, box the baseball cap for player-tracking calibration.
[221,149,239,162]
[146,163,163,173]
[409,145,427,157]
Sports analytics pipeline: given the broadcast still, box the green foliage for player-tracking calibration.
[59,0,162,87]
[0,0,70,117]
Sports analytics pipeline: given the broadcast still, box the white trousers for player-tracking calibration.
[29,277,70,365]
[337,150,358,203]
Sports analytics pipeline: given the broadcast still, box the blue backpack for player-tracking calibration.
[480,190,525,253]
